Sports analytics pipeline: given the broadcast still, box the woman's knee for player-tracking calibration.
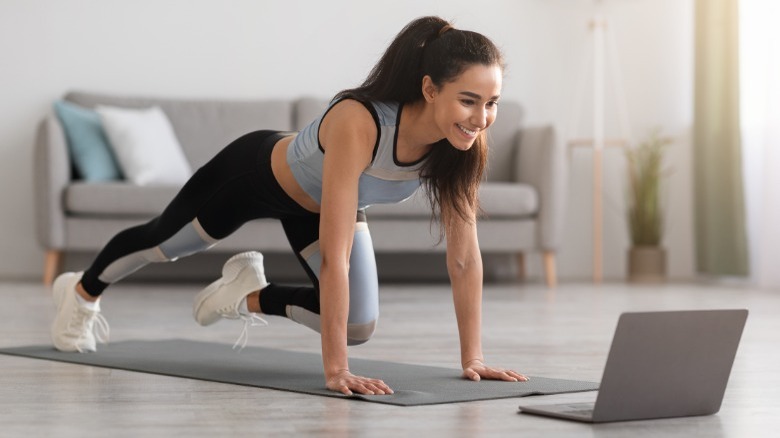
[157,218,219,261]
[347,319,377,345]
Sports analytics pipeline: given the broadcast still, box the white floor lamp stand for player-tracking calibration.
[568,2,632,283]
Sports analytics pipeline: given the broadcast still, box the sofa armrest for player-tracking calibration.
[34,112,70,250]
[514,125,567,250]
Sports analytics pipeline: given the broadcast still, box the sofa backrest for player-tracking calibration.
[64,91,522,182]
[484,100,523,182]
[65,91,294,169]
[293,97,329,131]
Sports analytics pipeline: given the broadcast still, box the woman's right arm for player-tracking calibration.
[317,100,393,396]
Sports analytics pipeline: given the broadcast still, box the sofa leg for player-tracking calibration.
[43,250,62,287]
[516,252,526,281]
[543,251,557,288]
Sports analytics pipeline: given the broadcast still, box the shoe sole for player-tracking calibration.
[192,252,264,326]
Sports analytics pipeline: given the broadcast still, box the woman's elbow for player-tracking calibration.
[446,255,482,277]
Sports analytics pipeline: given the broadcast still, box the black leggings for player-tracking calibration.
[79,130,378,336]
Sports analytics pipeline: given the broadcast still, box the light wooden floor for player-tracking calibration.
[1,279,778,437]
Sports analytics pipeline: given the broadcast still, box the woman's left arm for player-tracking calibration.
[444,209,528,382]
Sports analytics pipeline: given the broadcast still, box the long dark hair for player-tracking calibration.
[336,16,505,230]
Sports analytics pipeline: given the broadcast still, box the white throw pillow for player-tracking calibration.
[96,105,192,186]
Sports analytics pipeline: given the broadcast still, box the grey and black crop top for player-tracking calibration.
[286,99,429,209]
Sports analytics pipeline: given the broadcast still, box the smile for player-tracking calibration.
[457,124,477,136]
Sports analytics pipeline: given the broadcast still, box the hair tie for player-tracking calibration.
[438,24,454,37]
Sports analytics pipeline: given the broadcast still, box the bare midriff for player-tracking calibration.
[270,135,322,214]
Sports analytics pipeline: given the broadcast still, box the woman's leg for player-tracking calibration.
[260,211,380,345]
[79,130,286,296]
[53,129,286,352]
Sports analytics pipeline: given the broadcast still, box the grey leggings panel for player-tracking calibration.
[97,219,219,284]
[286,221,379,344]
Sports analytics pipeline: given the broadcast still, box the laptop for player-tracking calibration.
[518,309,748,423]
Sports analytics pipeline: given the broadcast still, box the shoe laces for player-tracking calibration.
[231,313,268,352]
[70,306,110,352]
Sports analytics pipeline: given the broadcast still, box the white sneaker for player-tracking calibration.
[50,272,110,352]
[193,252,269,326]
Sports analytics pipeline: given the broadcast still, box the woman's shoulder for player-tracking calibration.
[323,99,377,131]
[332,98,400,126]
[329,98,374,115]
[319,99,382,150]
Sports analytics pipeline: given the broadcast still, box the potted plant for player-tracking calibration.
[625,130,670,283]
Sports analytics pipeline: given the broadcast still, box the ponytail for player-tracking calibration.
[335,16,448,103]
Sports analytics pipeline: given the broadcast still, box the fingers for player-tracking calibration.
[490,368,525,382]
[355,382,386,395]
[357,382,394,395]
[494,369,529,382]
[506,370,529,382]
[463,368,481,381]
[328,372,394,396]
[365,378,394,395]
[463,364,530,382]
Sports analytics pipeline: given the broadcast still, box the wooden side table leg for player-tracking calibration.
[516,252,526,281]
[43,250,62,287]
[543,251,558,288]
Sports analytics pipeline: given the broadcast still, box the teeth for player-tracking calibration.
[458,124,477,136]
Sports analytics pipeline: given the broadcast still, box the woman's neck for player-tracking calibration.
[397,100,441,159]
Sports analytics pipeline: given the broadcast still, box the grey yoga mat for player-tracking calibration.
[0,339,598,406]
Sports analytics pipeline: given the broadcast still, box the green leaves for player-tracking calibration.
[626,130,670,246]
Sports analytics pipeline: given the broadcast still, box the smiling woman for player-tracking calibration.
[427,68,503,151]
[49,16,527,398]
[335,19,505,226]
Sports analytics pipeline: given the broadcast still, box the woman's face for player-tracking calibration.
[425,63,503,151]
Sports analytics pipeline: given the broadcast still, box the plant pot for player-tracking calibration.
[627,246,666,283]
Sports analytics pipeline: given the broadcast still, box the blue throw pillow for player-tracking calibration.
[54,100,123,181]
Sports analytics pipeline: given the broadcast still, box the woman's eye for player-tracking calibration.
[460,99,475,106]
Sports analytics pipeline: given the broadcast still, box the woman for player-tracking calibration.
[50,16,528,396]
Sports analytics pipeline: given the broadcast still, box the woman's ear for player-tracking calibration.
[422,75,437,103]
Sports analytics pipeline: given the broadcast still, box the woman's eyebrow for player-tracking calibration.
[458,91,501,100]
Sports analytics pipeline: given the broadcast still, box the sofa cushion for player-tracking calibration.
[96,105,192,186]
[366,182,538,219]
[53,100,123,181]
[65,182,180,217]
[479,182,539,218]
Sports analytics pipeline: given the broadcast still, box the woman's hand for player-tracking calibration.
[461,359,529,382]
[326,369,394,396]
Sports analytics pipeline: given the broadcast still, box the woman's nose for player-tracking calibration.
[471,108,488,129]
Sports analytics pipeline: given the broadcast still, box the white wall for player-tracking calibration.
[0,0,694,281]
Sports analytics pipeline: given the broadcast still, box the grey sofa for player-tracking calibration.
[35,91,566,287]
